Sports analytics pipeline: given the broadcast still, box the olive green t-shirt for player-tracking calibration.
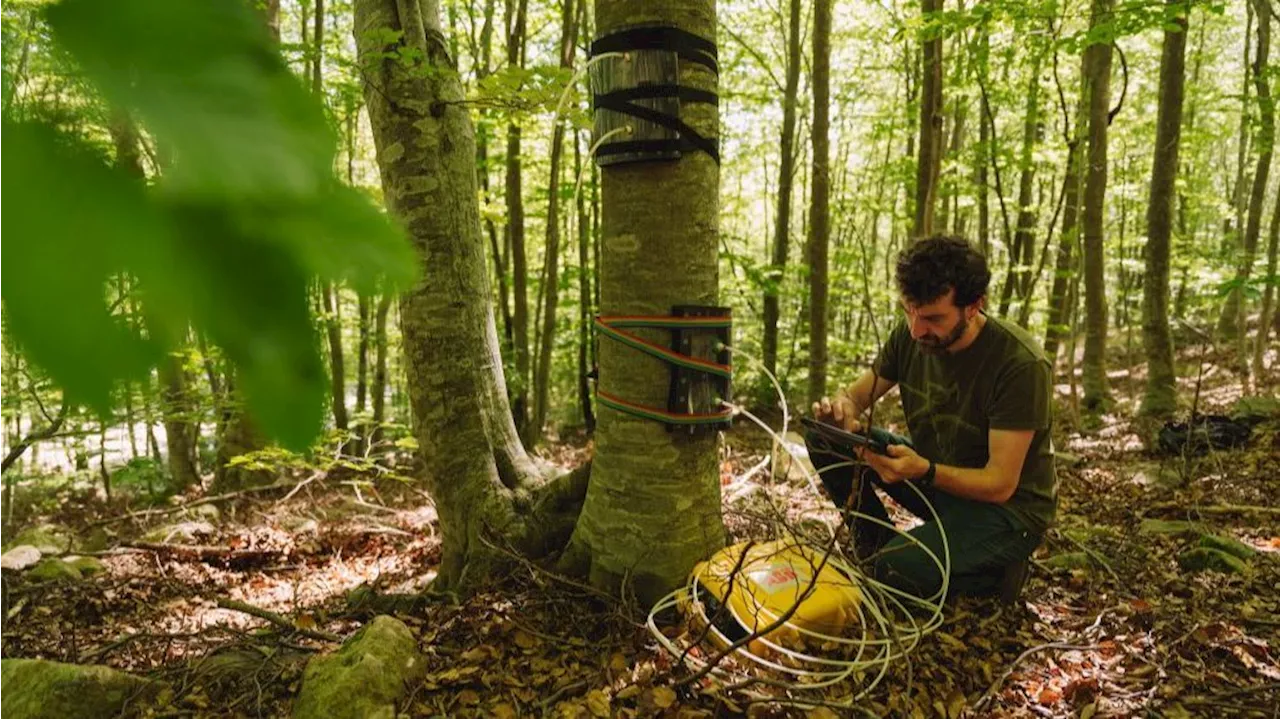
[874,315,1058,532]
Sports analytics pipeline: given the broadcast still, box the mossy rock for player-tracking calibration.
[1198,534,1256,561]
[1178,547,1247,575]
[1231,395,1280,421]
[79,527,113,553]
[0,658,166,719]
[1139,519,1201,537]
[293,615,423,719]
[1044,552,1093,571]
[64,556,107,577]
[5,524,74,555]
[28,558,84,583]
[142,520,216,543]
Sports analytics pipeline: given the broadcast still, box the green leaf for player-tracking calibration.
[46,0,335,200]
[1,120,164,414]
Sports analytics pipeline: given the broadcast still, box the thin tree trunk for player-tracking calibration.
[531,0,580,443]
[1081,0,1114,412]
[975,19,991,256]
[506,0,531,439]
[807,0,832,406]
[575,131,596,432]
[109,111,201,489]
[999,53,1044,320]
[370,293,392,446]
[1254,178,1280,376]
[1220,1,1255,334]
[913,0,945,238]
[1225,0,1274,371]
[559,0,725,602]
[1044,24,1085,363]
[761,0,803,390]
[1139,0,1188,420]
[321,284,349,433]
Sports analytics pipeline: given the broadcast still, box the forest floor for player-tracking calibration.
[2,346,1279,718]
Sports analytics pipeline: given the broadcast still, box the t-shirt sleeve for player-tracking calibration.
[872,321,909,382]
[989,357,1052,430]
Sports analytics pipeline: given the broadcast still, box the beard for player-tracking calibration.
[915,313,969,355]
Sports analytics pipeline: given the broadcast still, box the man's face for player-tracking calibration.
[901,289,974,355]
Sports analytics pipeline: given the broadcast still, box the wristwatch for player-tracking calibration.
[916,460,936,488]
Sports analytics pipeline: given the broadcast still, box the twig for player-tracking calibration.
[975,642,1101,710]
[1145,502,1280,518]
[121,541,278,563]
[215,598,341,643]
[1054,528,1121,582]
[87,480,301,527]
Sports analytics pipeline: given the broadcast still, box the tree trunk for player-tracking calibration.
[506,0,531,441]
[370,293,392,446]
[760,0,802,392]
[1044,42,1086,363]
[1254,172,1280,376]
[1223,0,1274,369]
[213,371,272,492]
[913,0,944,238]
[998,52,1043,320]
[356,293,370,416]
[808,0,832,406]
[1139,0,1188,420]
[558,0,725,603]
[976,21,991,256]
[356,0,581,591]
[108,111,201,490]
[575,131,596,432]
[1220,1,1255,335]
[321,284,349,433]
[531,0,580,443]
[1080,0,1113,412]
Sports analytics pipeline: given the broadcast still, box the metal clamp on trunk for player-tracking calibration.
[589,25,720,166]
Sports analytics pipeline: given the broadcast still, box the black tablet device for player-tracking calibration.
[800,417,891,456]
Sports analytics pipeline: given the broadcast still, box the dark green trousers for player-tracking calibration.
[806,439,1042,599]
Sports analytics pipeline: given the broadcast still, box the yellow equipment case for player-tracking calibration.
[682,538,863,656]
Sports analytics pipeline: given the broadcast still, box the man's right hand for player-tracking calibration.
[811,391,863,433]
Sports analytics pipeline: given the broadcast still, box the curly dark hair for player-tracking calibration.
[895,235,991,307]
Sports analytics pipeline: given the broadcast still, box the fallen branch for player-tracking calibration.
[1145,502,1280,518]
[215,598,341,642]
[975,642,1101,711]
[88,481,301,527]
[121,541,278,563]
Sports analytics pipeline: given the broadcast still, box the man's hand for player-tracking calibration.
[811,391,862,432]
[858,443,930,484]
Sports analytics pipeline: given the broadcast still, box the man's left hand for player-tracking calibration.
[858,443,930,484]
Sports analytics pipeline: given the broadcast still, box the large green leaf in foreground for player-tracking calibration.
[2,0,418,449]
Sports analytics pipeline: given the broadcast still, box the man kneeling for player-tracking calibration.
[808,236,1057,603]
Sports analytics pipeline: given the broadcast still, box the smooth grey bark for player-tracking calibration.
[808,0,832,406]
[1220,1,1255,335]
[1139,0,1188,420]
[913,0,944,238]
[1080,0,1113,412]
[356,0,583,590]
[558,0,724,603]
[760,0,802,390]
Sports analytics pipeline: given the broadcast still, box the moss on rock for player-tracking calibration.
[0,658,165,719]
[292,615,423,719]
